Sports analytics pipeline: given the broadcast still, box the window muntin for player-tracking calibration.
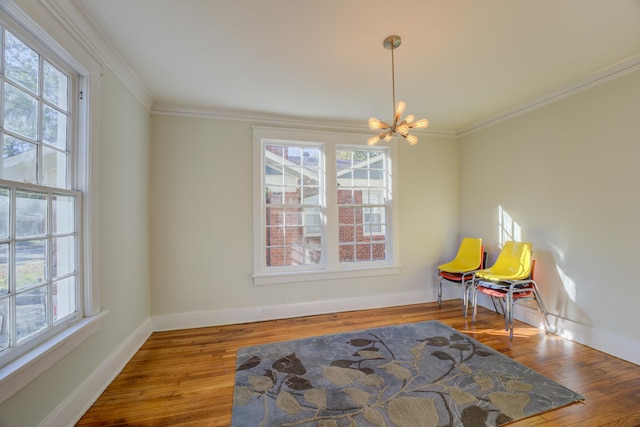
[0,24,80,363]
[337,149,388,263]
[264,143,323,269]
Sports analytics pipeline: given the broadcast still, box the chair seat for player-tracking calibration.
[475,269,529,281]
[437,260,481,274]
[439,271,474,282]
[477,280,535,298]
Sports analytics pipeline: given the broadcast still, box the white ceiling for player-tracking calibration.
[75,0,640,132]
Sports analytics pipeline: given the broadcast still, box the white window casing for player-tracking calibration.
[252,126,400,286]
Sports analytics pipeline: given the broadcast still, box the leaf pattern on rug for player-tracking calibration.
[232,320,584,427]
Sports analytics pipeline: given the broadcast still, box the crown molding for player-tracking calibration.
[24,0,640,138]
[151,103,458,138]
[38,0,154,111]
[457,53,640,137]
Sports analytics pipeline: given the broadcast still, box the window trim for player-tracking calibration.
[252,126,400,286]
[0,2,102,403]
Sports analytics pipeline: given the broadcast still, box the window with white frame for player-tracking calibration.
[253,127,399,286]
[0,20,83,367]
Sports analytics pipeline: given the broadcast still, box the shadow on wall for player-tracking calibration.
[530,249,591,331]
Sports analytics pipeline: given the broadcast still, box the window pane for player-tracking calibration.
[0,296,8,350]
[356,244,371,262]
[43,104,68,149]
[339,207,354,225]
[0,243,7,293]
[285,208,303,226]
[2,135,37,183]
[4,82,38,140]
[53,276,75,321]
[43,61,68,110]
[339,244,354,262]
[372,243,386,261]
[304,245,322,265]
[16,190,47,238]
[42,147,68,188]
[16,239,46,290]
[4,31,39,94]
[52,235,74,278]
[16,285,47,341]
[337,188,354,205]
[339,225,354,243]
[52,194,75,234]
[0,187,9,239]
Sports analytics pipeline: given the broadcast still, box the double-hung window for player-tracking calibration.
[253,127,400,286]
[0,18,85,370]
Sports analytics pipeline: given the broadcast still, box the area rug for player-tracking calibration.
[232,320,583,426]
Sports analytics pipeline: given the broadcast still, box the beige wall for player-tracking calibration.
[150,116,460,318]
[5,3,639,425]
[459,69,640,342]
[0,67,151,426]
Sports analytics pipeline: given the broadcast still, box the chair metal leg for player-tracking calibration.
[471,278,479,322]
[531,283,552,334]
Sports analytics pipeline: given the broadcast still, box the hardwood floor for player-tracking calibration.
[76,301,640,426]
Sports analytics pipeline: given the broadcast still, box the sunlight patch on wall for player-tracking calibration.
[556,264,577,303]
[498,205,522,247]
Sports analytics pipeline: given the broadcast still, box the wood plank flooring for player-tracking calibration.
[76,301,640,426]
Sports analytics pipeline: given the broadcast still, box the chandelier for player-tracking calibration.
[368,35,429,146]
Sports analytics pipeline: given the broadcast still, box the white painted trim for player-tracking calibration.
[474,296,640,366]
[152,103,457,137]
[458,53,640,136]
[152,290,431,332]
[40,317,153,427]
[22,0,640,139]
[0,311,108,405]
[253,265,402,286]
[39,0,154,110]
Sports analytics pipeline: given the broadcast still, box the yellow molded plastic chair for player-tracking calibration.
[436,237,485,315]
[471,241,551,339]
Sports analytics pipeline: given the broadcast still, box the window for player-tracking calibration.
[253,127,400,286]
[0,21,81,367]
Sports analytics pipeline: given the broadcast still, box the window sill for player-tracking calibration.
[252,265,401,286]
[0,310,108,404]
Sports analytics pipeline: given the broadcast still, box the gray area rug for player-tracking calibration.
[232,320,583,426]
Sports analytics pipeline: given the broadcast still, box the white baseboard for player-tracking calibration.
[47,290,639,427]
[152,290,433,332]
[474,295,640,366]
[41,317,153,427]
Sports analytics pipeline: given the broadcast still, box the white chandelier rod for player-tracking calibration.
[390,41,396,120]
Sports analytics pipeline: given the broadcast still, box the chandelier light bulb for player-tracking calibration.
[368,117,382,130]
[397,124,409,135]
[406,134,419,145]
[367,135,380,146]
[395,101,406,117]
[413,118,429,129]
[405,114,415,124]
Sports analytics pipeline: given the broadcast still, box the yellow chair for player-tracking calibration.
[471,241,551,339]
[436,237,485,315]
